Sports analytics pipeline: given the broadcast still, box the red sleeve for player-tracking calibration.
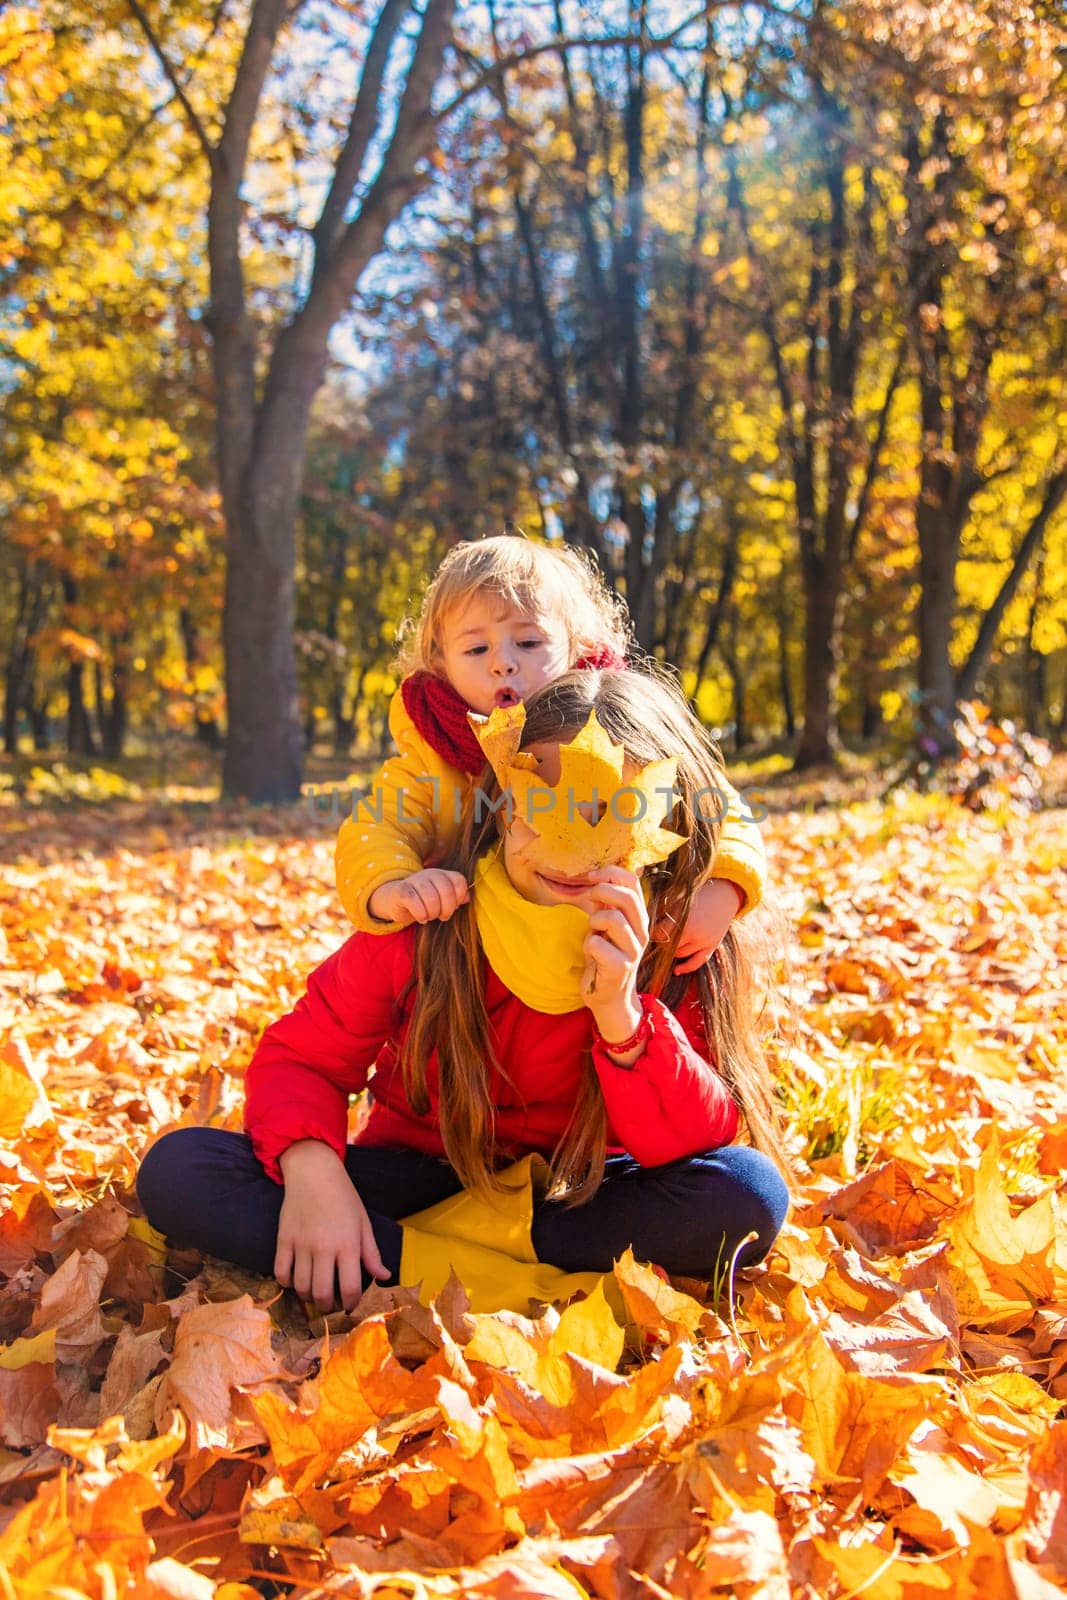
[592,986,739,1166]
[244,930,414,1182]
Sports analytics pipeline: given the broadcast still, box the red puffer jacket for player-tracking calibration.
[244,928,739,1182]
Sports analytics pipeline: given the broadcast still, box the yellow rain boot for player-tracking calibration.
[398,1154,603,1314]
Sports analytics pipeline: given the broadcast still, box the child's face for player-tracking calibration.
[438,595,570,716]
[502,740,641,913]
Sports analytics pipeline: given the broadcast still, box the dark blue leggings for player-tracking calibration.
[136,1128,789,1291]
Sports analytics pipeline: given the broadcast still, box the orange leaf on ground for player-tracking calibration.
[945,1136,1059,1330]
[803,1158,947,1256]
[1020,1419,1067,1578]
[0,1033,49,1140]
[613,1248,707,1343]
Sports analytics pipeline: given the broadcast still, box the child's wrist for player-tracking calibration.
[711,878,745,914]
[367,880,404,922]
[588,997,645,1050]
[279,1139,340,1176]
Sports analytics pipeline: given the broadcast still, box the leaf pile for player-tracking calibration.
[1,792,1065,1598]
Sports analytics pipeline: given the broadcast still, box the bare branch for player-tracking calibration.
[125,0,217,166]
[438,7,732,123]
[313,0,410,270]
[957,458,1067,699]
[848,337,907,560]
[216,0,289,190]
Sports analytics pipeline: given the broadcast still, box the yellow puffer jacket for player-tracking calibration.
[336,687,766,933]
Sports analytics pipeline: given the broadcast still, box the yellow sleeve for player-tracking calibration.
[709,772,767,915]
[335,690,463,933]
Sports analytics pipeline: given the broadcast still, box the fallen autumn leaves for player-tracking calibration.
[0,792,1065,1598]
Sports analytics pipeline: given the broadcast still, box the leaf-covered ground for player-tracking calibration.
[1,787,1065,1598]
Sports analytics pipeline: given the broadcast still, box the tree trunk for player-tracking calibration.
[1023,543,1048,735]
[618,1,651,647]
[4,562,48,754]
[775,575,796,739]
[31,698,50,751]
[221,494,306,801]
[101,650,129,759]
[915,498,961,735]
[793,560,844,767]
[130,0,455,800]
[333,663,364,756]
[722,632,747,753]
[67,661,96,756]
[61,577,96,756]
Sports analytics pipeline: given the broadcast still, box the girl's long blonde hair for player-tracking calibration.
[396,533,630,676]
[400,668,793,1202]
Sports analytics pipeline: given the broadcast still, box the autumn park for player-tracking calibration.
[2,0,1067,1595]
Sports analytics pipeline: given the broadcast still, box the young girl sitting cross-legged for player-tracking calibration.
[137,668,791,1315]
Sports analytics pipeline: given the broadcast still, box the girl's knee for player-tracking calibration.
[136,1128,204,1234]
[136,1134,175,1227]
[687,1145,790,1260]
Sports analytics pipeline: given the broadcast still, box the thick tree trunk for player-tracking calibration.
[221,492,306,801]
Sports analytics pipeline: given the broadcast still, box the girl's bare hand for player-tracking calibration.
[580,867,648,1042]
[275,1141,390,1311]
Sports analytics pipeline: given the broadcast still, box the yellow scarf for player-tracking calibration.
[472,846,590,1014]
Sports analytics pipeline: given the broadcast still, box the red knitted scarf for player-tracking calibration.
[400,645,628,776]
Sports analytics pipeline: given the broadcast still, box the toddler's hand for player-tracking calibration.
[275,1140,390,1311]
[368,869,470,926]
[654,878,743,974]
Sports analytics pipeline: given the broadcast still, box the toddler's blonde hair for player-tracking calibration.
[396,534,630,676]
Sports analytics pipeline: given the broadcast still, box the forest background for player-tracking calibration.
[2,0,1066,803]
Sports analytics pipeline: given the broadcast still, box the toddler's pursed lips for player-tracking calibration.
[494,687,521,707]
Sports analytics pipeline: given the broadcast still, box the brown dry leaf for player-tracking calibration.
[51,1192,130,1262]
[99,1322,168,1417]
[252,1315,446,1493]
[822,1287,957,1375]
[154,1294,283,1450]
[889,1427,1010,1548]
[0,1325,59,1447]
[810,1534,959,1598]
[29,1245,108,1358]
[688,1408,816,1519]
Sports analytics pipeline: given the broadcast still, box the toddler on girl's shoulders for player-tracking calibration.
[336,534,766,972]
